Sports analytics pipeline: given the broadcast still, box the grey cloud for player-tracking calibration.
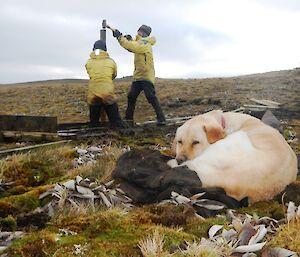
[255,0,300,12]
[155,22,232,63]
[1,0,299,83]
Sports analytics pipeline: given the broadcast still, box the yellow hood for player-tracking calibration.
[118,35,156,83]
[85,51,117,104]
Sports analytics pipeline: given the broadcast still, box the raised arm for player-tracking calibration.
[118,36,149,54]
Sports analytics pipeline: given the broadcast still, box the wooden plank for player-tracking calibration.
[260,99,281,106]
[243,104,279,109]
[136,116,194,125]
[0,115,57,133]
[0,140,70,156]
[250,98,281,107]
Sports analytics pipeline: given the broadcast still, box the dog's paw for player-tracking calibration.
[167,159,178,168]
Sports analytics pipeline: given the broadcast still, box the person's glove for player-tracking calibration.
[124,34,132,41]
[113,29,122,39]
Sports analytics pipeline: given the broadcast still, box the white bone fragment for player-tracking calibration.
[99,192,112,208]
[76,185,94,197]
[233,242,266,253]
[63,180,76,190]
[208,225,223,239]
[287,201,297,222]
[248,225,267,245]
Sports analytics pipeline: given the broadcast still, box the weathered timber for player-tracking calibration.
[0,115,57,133]
[0,140,70,157]
[243,104,279,109]
[249,98,281,107]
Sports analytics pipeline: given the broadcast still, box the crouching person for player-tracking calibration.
[85,40,124,128]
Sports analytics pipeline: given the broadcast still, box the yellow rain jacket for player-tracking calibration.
[118,35,156,84]
[85,51,117,105]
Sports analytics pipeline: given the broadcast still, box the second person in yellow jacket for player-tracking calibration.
[85,40,124,128]
[112,25,166,126]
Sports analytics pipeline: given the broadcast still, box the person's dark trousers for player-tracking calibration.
[89,104,101,127]
[125,80,166,123]
[104,103,125,128]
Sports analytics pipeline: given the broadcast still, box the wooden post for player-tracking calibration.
[0,115,57,133]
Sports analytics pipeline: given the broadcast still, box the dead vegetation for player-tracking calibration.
[0,68,299,256]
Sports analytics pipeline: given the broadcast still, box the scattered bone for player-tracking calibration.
[73,146,103,167]
[171,191,191,204]
[0,231,23,252]
[39,176,133,216]
[167,191,227,213]
[58,228,77,236]
[208,225,223,239]
[286,199,300,222]
[174,204,298,256]
[233,242,266,253]
[262,247,298,257]
[0,179,15,192]
[72,144,129,167]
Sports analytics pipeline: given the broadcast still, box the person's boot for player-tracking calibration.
[150,98,166,126]
[89,105,101,127]
[105,103,125,129]
[124,100,136,127]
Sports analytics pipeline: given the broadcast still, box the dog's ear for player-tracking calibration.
[203,125,225,144]
[171,136,177,157]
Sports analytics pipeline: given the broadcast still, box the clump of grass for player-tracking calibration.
[184,215,228,239]
[138,230,167,256]
[238,200,285,220]
[0,145,76,188]
[267,219,300,252]
[7,229,59,257]
[132,204,195,227]
[178,241,222,257]
[0,200,17,218]
[0,215,17,231]
[0,185,50,218]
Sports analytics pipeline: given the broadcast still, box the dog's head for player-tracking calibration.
[172,110,226,163]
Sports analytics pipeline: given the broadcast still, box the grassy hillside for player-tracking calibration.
[0,68,300,256]
[1,68,299,123]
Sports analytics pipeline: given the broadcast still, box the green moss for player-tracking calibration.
[184,216,228,238]
[0,201,17,218]
[8,185,28,195]
[239,201,285,220]
[268,220,300,253]
[0,215,17,230]
[0,186,49,218]
[7,230,58,257]
[1,146,75,188]
[132,204,195,227]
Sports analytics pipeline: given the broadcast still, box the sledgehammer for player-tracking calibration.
[102,19,116,32]
[100,19,116,43]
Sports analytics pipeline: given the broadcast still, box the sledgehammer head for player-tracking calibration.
[102,19,107,29]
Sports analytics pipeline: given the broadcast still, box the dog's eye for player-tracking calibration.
[177,140,182,144]
[192,140,200,146]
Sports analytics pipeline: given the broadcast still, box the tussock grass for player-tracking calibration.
[268,219,300,253]
[1,71,299,256]
[0,145,76,188]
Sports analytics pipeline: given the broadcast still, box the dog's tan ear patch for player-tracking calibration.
[204,125,225,144]
[170,137,177,157]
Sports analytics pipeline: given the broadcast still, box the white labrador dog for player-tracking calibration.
[169,110,297,203]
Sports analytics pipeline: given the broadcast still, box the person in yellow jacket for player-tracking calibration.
[85,40,124,128]
[112,25,166,126]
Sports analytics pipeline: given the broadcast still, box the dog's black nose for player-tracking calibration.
[176,155,187,165]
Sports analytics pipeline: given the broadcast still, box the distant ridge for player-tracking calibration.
[1,67,299,86]
[0,76,135,87]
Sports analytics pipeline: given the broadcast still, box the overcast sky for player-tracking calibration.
[1,0,300,83]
